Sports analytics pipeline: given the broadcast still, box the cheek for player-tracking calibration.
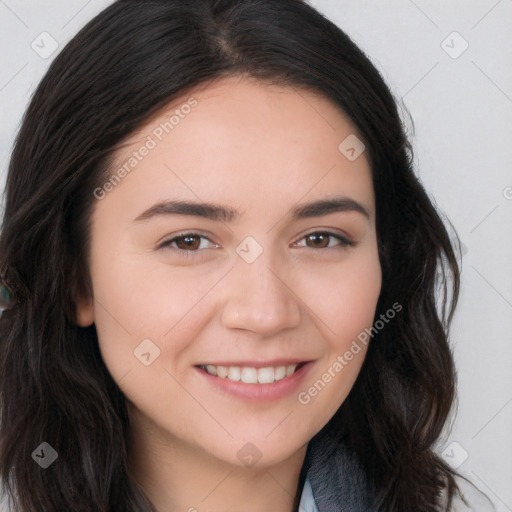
[297,245,382,345]
[89,252,223,378]
[294,245,381,417]
[333,252,382,340]
[94,259,213,333]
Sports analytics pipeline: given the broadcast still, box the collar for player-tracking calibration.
[298,477,320,512]
[299,420,375,512]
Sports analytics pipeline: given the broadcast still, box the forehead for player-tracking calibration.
[100,74,374,220]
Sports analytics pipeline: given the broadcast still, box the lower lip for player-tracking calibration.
[195,362,314,403]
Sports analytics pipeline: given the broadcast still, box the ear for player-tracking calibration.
[75,296,94,327]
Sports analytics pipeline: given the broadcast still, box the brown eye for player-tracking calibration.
[174,234,201,251]
[296,231,354,250]
[305,233,330,249]
[158,232,219,257]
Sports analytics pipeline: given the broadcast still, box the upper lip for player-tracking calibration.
[196,359,310,368]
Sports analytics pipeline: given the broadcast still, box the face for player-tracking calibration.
[77,74,381,469]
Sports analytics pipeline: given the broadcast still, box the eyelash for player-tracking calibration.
[158,230,355,258]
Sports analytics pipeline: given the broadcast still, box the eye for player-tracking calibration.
[293,231,355,250]
[158,232,219,255]
[157,230,354,258]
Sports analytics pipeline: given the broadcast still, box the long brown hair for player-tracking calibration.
[0,1,484,510]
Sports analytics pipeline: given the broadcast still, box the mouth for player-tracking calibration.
[196,362,307,384]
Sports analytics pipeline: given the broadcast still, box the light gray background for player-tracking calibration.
[0,1,511,510]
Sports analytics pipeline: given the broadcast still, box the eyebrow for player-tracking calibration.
[133,195,370,223]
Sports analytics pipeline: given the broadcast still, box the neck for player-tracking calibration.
[126,411,308,512]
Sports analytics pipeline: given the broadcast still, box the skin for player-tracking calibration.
[76,74,382,512]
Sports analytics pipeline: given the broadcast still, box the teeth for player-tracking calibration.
[257,367,274,384]
[241,367,258,383]
[216,365,228,378]
[228,366,241,381]
[202,363,299,383]
[275,366,286,380]
[286,364,296,377]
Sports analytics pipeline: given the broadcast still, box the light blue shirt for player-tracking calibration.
[298,477,320,512]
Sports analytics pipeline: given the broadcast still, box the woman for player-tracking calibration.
[0,1,493,511]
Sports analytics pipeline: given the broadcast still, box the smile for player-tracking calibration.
[198,363,305,384]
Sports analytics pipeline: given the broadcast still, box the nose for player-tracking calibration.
[221,251,301,336]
